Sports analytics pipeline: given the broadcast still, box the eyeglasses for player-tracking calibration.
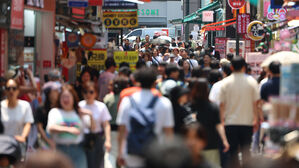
[5,87,18,91]
[84,90,95,95]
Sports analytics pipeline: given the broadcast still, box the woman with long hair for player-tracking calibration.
[79,81,112,168]
[47,84,93,168]
[35,82,61,149]
[189,78,229,168]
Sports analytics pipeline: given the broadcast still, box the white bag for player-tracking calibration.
[104,152,116,168]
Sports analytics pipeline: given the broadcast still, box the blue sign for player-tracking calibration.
[68,0,88,7]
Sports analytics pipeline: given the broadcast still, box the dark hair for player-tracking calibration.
[208,70,222,85]
[231,57,246,71]
[105,57,116,69]
[189,52,195,59]
[165,64,179,77]
[227,53,234,61]
[79,67,92,83]
[189,78,209,103]
[119,62,130,68]
[202,67,212,78]
[83,81,98,96]
[57,84,79,113]
[134,67,157,89]
[210,59,220,69]
[159,62,167,67]
[222,63,232,76]
[136,60,146,69]
[269,61,281,74]
[119,66,132,77]
[113,76,129,94]
[189,35,193,39]
[191,67,203,78]
[21,150,73,168]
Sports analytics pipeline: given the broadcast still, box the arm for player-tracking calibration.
[79,108,96,132]
[253,100,259,131]
[219,102,225,124]
[37,123,56,149]
[117,125,127,166]
[103,121,111,152]
[15,123,31,143]
[48,125,80,135]
[19,69,38,94]
[216,124,229,152]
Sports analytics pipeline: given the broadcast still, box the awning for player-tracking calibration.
[183,0,221,23]
[169,18,183,25]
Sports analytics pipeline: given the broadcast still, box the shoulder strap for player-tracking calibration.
[188,59,194,68]
[129,97,151,124]
[147,96,159,108]
[152,56,159,64]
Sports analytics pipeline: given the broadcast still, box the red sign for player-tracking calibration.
[215,38,227,59]
[0,29,7,76]
[228,0,245,9]
[88,0,102,6]
[43,60,52,68]
[237,14,250,34]
[11,0,24,30]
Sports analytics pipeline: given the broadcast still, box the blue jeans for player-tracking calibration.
[57,144,87,168]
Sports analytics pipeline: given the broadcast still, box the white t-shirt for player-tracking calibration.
[188,59,199,69]
[1,100,34,136]
[117,90,174,168]
[79,100,112,133]
[209,80,223,106]
[47,108,84,145]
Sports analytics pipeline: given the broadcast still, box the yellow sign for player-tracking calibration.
[103,11,138,28]
[86,49,107,71]
[114,51,138,71]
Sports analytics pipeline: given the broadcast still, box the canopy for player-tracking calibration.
[183,1,221,23]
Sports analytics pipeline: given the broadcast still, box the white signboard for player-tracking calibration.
[226,40,245,58]
[202,11,214,22]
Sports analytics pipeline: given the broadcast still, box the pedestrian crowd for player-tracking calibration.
[0,34,289,168]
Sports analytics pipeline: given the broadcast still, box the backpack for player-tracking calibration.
[127,96,159,156]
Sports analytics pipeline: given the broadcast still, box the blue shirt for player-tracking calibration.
[261,77,280,101]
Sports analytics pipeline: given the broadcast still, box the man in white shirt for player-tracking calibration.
[117,68,174,168]
[219,57,260,168]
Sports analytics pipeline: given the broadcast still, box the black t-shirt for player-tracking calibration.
[34,106,50,130]
[192,101,221,150]
[173,103,191,134]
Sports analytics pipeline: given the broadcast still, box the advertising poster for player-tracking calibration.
[103,11,138,28]
[114,51,138,71]
[226,40,245,58]
[86,49,107,71]
[215,38,227,59]
[246,52,269,79]
[11,0,24,30]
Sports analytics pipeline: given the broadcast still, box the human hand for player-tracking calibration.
[117,154,125,167]
[68,127,81,135]
[104,140,111,152]
[79,108,93,116]
[223,140,230,153]
[48,139,56,150]
[15,135,26,143]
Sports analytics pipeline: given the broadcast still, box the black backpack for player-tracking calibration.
[127,96,159,156]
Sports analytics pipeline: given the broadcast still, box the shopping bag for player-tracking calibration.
[104,152,116,168]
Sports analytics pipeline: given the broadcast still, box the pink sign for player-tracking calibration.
[237,14,250,34]
[10,0,24,30]
[215,38,227,59]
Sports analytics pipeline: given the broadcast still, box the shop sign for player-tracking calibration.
[246,52,270,79]
[114,51,138,71]
[88,0,102,6]
[66,32,79,48]
[215,38,227,59]
[86,49,107,71]
[68,0,88,7]
[11,0,24,30]
[247,21,265,41]
[43,60,51,68]
[264,1,287,21]
[103,11,138,28]
[81,33,97,48]
[237,14,250,34]
[226,40,245,58]
[103,0,137,9]
[0,29,7,76]
[138,9,159,17]
[228,0,245,9]
[26,0,44,8]
[202,11,214,22]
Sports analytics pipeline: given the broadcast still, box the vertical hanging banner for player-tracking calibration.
[237,14,250,34]
[68,0,88,7]
[0,29,7,76]
[11,0,24,30]
[215,38,227,59]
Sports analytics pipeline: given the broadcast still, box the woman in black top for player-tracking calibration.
[35,82,60,149]
[189,78,229,167]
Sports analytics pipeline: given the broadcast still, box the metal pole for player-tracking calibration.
[120,28,123,47]
[236,9,240,57]
[185,0,190,41]
[212,10,216,46]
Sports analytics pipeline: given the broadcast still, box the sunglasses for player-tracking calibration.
[6,87,18,91]
[84,90,95,95]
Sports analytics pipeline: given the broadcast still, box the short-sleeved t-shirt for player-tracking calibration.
[219,73,260,126]
[117,89,174,168]
[34,106,50,130]
[192,101,221,150]
[47,108,84,145]
[79,100,112,133]
[1,100,34,136]
[260,77,280,102]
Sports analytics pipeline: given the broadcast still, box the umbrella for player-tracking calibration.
[261,51,299,67]
[151,38,170,45]
[158,36,172,42]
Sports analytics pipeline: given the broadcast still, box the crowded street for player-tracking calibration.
[0,0,298,168]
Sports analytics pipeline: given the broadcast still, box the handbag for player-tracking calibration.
[83,132,97,150]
